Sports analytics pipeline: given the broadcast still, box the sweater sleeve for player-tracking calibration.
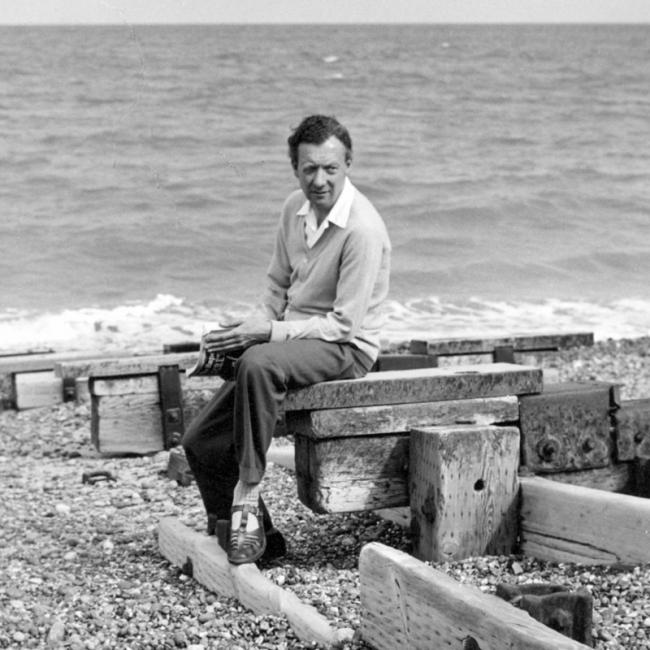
[261,209,292,320]
[269,224,385,343]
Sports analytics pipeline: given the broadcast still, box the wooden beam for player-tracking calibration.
[410,332,594,357]
[295,433,410,513]
[285,364,542,411]
[292,399,519,513]
[55,352,198,379]
[0,350,123,375]
[158,518,352,648]
[520,476,650,564]
[410,425,520,561]
[359,542,590,650]
[90,373,220,397]
[13,371,63,410]
[287,396,518,440]
[376,460,636,531]
[615,398,650,461]
[91,387,214,454]
[535,462,635,493]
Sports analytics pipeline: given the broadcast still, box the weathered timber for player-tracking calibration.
[0,350,119,376]
[0,351,124,408]
[292,398,519,513]
[56,352,198,379]
[520,476,650,564]
[91,380,220,454]
[359,542,590,650]
[13,371,63,410]
[295,434,410,513]
[158,518,351,648]
[360,462,636,531]
[61,350,433,380]
[615,398,650,461]
[0,347,54,358]
[538,462,635,494]
[90,373,218,397]
[284,363,542,411]
[286,395,519,439]
[519,382,617,472]
[410,425,520,561]
[91,364,536,456]
[410,332,594,357]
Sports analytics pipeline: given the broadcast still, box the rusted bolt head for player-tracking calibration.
[537,439,558,462]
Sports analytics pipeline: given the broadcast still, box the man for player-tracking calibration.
[182,114,391,564]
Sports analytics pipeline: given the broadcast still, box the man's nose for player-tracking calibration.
[313,168,327,186]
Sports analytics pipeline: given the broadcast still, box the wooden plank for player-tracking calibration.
[537,463,635,493]
[292,398,519,512]
[286,395,518,440]
[615,398,650,461]
[0,348,54,358]
[359,542,590,650]
[91,364,537,405]
[91,373,220,396]
[410,332,594,357]
[372,462,636,530]
[13,371,63,410]
[520,476,650,564]
[519,382,616,472]
[91,388,216,454]
[56,352,198,379]
[0,350,123,375]
[410,425,520,562]
[92,394,163,454]
[158,518,351,648]
[284,363,542,411]
[295,434,410,513]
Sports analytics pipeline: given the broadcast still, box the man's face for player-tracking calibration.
[294,136,350,222]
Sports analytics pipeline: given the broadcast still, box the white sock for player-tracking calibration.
[231,480,261,532]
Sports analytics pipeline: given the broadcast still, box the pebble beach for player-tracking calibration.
[1,337,649,650]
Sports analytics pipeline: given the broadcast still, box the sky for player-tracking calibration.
[1,0,649,25]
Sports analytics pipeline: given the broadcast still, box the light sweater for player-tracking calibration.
[262,179,391,363]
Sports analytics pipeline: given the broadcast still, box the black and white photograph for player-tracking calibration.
[1,1,649,648]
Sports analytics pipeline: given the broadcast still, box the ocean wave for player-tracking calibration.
[1,294,648,357]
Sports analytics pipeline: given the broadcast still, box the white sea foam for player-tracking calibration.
[1,294,648,356]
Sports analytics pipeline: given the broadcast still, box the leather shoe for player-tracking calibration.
[209,515,286,562]
[227,504,266,565]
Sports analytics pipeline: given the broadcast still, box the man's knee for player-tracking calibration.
[235,344,285,381]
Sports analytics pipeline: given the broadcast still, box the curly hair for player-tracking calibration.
[287,115,353,170]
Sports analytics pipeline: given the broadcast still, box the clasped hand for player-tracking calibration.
[203,317,272,354]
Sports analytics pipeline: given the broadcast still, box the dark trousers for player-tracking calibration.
[182,339,372,524]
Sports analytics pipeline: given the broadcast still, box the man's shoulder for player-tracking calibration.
[349,188,388,234]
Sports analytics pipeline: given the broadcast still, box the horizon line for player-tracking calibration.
[1,20,649,26]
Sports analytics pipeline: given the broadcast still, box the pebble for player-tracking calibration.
[55,503,71,516]
[2,339,650,650]
[47,618,65,646]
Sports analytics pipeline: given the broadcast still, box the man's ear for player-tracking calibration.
[346,153,353,168]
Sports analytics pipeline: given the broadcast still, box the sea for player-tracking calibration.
[1,23,649,354]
